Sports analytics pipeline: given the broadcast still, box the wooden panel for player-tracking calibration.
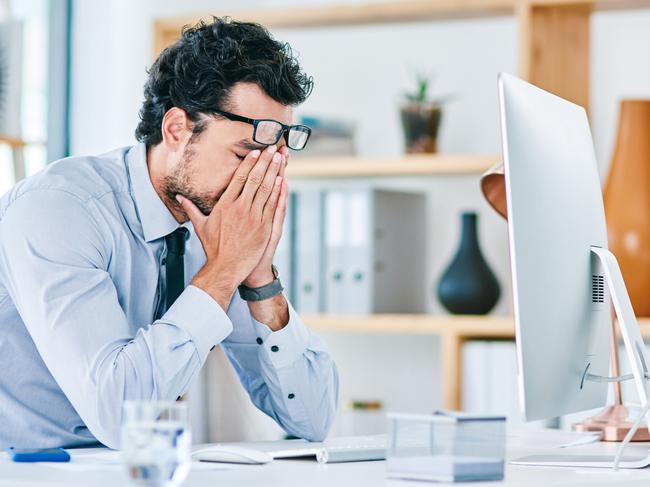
[152,0,650,56]
[518,2,591,110]
[152,0,515,54]
[442,333,464,410]
[286,155,499,178]
[531,0,650,8]
[0,135,26,148]
[304,313,650,338]
[303,314,516,336]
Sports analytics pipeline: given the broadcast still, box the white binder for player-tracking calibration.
[345,191,373,314]
[273,191,294,302]
[324,190,348,313]
[332,189,427,314]
[293,190,324,313]
[462,341,491,414]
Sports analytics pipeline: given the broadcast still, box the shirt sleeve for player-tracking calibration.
[221,293,339,442]
[0,189,232,449]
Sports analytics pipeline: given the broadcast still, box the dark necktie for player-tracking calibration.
[165,227,189,310]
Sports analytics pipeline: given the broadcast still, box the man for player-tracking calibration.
[0,17,338,449]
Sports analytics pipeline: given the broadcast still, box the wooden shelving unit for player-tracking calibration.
[153,0,650,112]
[304,314,514,336]
[0,135,26,148]
[0,135,27,181]
[305,314,650,410]
[153,0,650,413]
[286,155,499,178]
[153,0,650,46]
[305,314,650,336]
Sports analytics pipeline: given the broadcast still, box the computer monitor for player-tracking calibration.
[497,73,650,431]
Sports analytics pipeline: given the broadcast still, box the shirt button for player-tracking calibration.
[256,337,263,345]
[288,393,295,399]
[161,258,167,265]
[271,345,279,352]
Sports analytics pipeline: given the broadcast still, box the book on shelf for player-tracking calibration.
[293,115,356,159]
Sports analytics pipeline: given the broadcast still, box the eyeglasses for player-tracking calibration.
[214,110,312,151]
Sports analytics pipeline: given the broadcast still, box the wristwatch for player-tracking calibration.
[238,265,284,302]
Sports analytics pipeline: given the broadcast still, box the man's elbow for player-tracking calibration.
[302,385,340,442]
[85,414,122,450]
[302,422,330,443]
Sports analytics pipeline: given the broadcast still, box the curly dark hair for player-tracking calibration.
[135,17,313,146]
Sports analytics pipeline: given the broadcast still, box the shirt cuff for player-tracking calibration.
[253,302,310,369]
[158,285,233,364]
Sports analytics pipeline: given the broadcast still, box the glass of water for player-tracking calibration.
[121,401,192,487]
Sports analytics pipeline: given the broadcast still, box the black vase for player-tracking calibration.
[437,212,501,315]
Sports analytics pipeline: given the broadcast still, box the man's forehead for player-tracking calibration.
[229,108,293,126]
[229,82,292,118]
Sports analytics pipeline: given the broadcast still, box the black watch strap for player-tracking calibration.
[238,266,284,302]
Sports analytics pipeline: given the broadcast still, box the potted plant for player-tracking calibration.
[400,73,445,154]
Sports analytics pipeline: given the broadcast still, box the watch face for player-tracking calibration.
[271,265,280,279]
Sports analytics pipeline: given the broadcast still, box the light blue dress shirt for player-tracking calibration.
[0,144,338,449]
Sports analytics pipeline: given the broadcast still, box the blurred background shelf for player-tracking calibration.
[305,314,650,410]
[154,0,650,40]
[304,313,514,336]
[304,313,650,337]
[0,135,26,148]
[0,135,34,182]
[302,313,517,410]
[286,155,499,178]
[154,0,650,113]
[145,0,650,437]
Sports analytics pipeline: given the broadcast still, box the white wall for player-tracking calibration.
[69,0,650,441]
[70,2,650,168]
[591,9,650,180]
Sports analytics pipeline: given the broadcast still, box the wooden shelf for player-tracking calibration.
[154,0,650,40]
[305,313,650,410]
[153,0,650,111]
[286,154,499,178]
[152,0,650,412]
[304,313,650,338]
[155,0,511,35]
[529,0,650,9]
[0,135,26,148]
[304,313,515,336]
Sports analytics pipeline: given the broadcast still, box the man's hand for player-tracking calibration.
[243,145,290,288]
[177,144,284,311]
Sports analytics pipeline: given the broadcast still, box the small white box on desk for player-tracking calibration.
[386,411,506,483]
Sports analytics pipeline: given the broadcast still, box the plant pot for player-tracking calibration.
[437,212,500,315]
[604,99,650,316]
[400,103,441,154]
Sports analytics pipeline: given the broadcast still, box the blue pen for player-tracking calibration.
[8,447,71,462]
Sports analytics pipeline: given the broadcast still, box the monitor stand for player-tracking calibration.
[513,247,650,469]
[573,317,650,441]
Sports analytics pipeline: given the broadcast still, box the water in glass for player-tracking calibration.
[121,401,191,487]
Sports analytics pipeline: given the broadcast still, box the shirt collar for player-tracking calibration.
[126,143,180,243]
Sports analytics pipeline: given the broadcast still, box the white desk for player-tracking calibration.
[2,442,650,486]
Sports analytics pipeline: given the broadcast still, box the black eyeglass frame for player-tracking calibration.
[214,109,312,151]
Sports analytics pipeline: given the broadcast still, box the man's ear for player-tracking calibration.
[161,107,192,153]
